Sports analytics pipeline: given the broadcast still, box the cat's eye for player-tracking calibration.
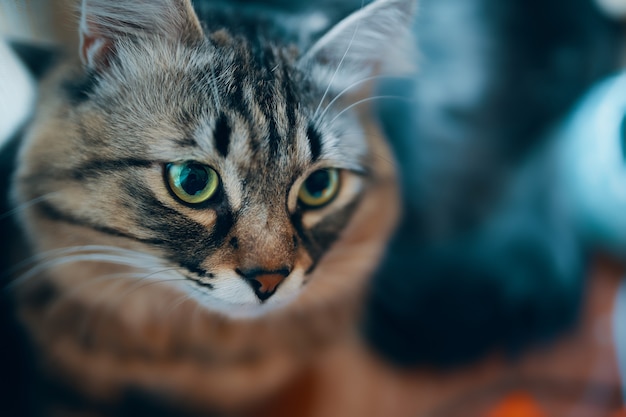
[166,162,219,205]
[298,168,340,208]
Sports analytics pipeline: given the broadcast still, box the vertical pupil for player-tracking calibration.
[180,164,208,196]
[306,170,330,197]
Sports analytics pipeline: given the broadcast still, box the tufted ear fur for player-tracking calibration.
[299,0,417,93]
[79,0,204,70]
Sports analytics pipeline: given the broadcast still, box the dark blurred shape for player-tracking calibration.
[0,130,31,417]
[9,41,60,80]
[364,0,622,366]
[0,43,60,417]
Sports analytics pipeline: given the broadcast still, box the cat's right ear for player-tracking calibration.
[79,0,204,70]
[299,0,417,93]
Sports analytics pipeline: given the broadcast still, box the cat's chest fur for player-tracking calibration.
[6,0,413,414]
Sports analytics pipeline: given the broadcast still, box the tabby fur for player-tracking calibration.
[7,0,415,414]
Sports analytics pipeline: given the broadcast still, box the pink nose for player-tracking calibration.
[254,274,285,294]
[237,269,290,302]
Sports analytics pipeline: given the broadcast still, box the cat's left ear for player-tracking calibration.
[79,0,204,70]
[299,0,417,93]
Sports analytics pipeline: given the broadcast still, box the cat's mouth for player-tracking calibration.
[179,268,305,317]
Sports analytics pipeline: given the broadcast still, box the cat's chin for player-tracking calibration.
[189,292,301,319]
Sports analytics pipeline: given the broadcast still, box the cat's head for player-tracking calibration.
[15,0,415,317]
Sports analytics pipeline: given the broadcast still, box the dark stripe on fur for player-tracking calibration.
[290,212,319,269]
[187,278,214,290]
[267,117,282,158]
[37,202,166,245]
[292,198,362,274]
[209,203,236,248]
[127,183,236,273]
[307,124,323,161]
[180,263,213,278]
[223,66,261,153]
[309,198,360,253]
[254,48,282,157]
[213,113,231,158]
[281,65,298,139]
[71,159,154,180]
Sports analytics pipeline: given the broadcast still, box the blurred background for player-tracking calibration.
[1,0,626,415]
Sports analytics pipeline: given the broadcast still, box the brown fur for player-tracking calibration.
[14,82,398,414]
[8,0,413,414]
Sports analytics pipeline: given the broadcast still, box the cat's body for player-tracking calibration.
[2,0,413,415]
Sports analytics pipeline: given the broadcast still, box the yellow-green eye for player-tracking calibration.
[166,162,219,205]
[298,168,340,208]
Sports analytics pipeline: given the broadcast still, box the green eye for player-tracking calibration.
[166,162,219,205]
[298,168,340,208]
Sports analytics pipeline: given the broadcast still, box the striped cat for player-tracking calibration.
[4,0,415,415]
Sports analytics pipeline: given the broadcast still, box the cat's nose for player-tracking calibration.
[236,268,290,302]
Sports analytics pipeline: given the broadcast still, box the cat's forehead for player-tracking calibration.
[99,36,313,130]
[76,33,367,186]
[180,40,319,171]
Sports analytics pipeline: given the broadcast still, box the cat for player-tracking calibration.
[0,0,416,415]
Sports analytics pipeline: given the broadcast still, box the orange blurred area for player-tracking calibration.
[256,255,625,417]
[487,392,546,417]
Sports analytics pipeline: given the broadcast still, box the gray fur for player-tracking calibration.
[17,0,416,314]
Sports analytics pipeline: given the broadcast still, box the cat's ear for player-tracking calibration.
[79,0,204,69]
[299,0,417,93]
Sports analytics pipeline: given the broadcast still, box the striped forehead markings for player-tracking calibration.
[214,113,231,158]
[306,124,323,161]
[201,40,326,166]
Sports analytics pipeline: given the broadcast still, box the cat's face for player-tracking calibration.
[57,40,369,315]
[14,0,415,317]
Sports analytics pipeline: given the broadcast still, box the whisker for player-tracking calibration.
[5,251,165,291]
[316,74,414,123]
[0,192,59,223]
[312,0,366,121]
[184,284,215,329]
[332,130,399,171]
[42,271,140,326]
[189,292,204,329]
[161,293,193,318]
[5,244,160,281]
[43,267,180,327]
[328,95,414,127]
[79,272,187,343]
[370,152,397,171]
